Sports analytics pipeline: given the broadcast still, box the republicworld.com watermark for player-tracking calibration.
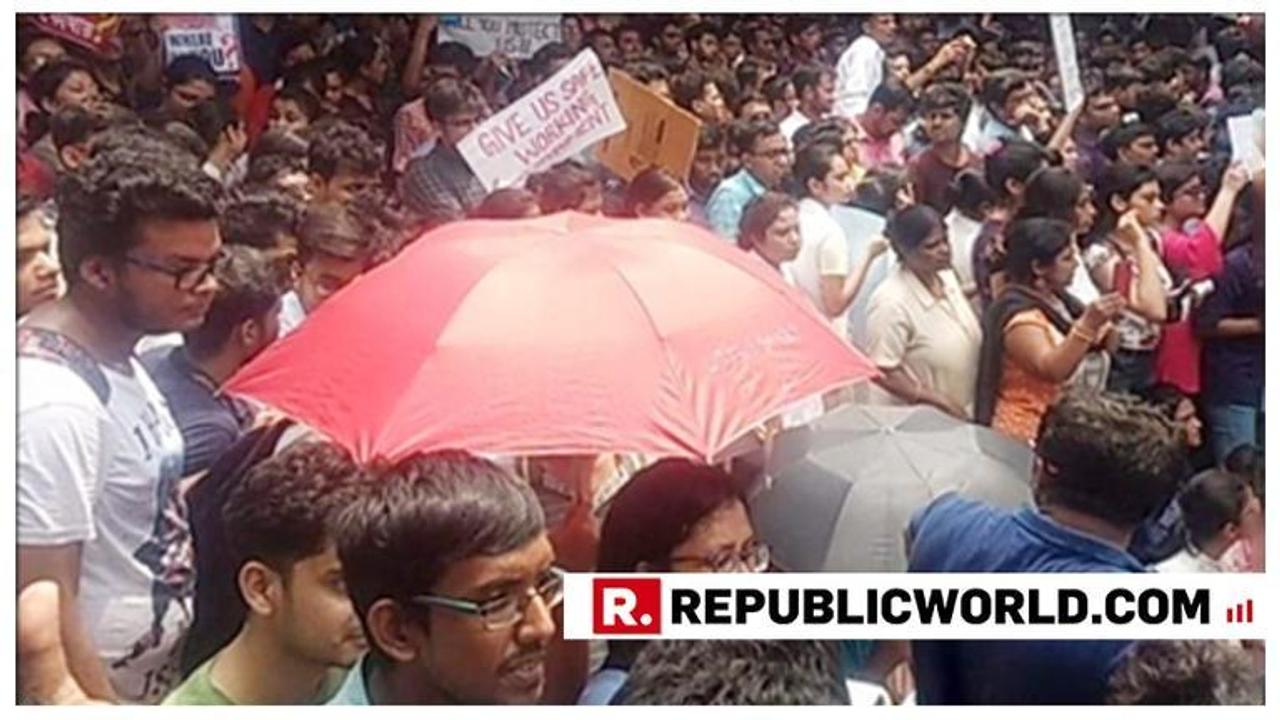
[666,586,1211,627]
[562,573,1268,641]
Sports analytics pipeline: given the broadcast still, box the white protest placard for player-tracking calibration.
[960,103,984,153]
[1049,14,1084,111]
[1227,113,1264,177]
[458,49,626,193]
[439,14,561,59]
[157,14,241,75]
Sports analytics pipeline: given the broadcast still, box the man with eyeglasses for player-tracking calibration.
[706,119,792,243]
[18,130,224,703]
[329,450,562,705]
[399,77,488,228]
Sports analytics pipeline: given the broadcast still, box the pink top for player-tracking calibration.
[392,99,437,175]
[852,116,906,171]
[1156,223,1223,395]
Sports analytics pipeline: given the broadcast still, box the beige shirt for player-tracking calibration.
[865,267,983,416]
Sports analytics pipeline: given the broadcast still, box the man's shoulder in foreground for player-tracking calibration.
[162,659,232,705]
[908,492,1145,574]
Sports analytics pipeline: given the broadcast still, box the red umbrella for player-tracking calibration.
[227,212,878,462]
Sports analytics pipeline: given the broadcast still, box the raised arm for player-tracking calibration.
[401,15,439,98]
[1203,163,1251,243]
[1004,294,1125,383]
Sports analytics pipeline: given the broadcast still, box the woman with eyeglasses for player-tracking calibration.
[578,460,767,705]
[1151,161,1250,399]
[1080,163,1172,394]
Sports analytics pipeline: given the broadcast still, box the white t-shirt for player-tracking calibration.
[831,205,895,351]
[278,289,307,337]
[1066,259,1101,306]
[789,198,848,333]
[865,267,983,417]
[134,332,184,356]
[774,256,827,429]
[944,210,984,293]
[1156,548,1224,574]
[18,355,193,703]
[779,110,812,147]
[835,36,884,119]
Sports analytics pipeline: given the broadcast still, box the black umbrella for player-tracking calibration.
[751,404,1034,573]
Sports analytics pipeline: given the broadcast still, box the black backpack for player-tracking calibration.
[180,418,294,676]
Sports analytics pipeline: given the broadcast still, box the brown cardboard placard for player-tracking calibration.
[596,69,702,183]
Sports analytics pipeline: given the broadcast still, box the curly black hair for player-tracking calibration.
[306,119,383,181]
[184,246,287,358]
[55,129,224,286]
[221,189,303,251]
[621,640,850,705]
[1036,390,1183,528]
[223,441,362,573]
[1107,640,1261,705]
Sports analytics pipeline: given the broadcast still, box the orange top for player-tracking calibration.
[992,309,1063,445]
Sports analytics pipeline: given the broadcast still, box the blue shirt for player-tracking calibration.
[579,668,628,705]
[705,169,767,242]
[140,346,250,477]
[907,494,1144,705]
[1197,243,1264,408]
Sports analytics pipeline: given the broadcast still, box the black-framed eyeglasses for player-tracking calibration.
[122,249,224,291]
[409,567,565,631]
[670,540,771,573]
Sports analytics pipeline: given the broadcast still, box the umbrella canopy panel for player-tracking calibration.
[753,405,1034,573]
[229,213,878,462]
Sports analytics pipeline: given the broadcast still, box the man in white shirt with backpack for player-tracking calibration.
[17,127,224,703]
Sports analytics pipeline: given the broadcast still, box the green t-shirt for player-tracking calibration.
[162,658,233,705]
[163,655,348,705]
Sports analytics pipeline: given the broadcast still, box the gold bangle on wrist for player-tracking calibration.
[1069,324,1097,345]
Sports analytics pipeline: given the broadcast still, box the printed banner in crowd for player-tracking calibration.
[155,14,242,76]
[1049,14,1084,110]
[459,49,626,193]
[439,14,561,59]
[29,14,123,58]
[597,68,703,182]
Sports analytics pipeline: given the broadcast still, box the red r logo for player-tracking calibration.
[593,577,661,635]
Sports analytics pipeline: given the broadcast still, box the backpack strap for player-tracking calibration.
[17,326,112,404]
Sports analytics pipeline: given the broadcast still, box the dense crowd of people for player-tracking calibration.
[15,12,1265,706]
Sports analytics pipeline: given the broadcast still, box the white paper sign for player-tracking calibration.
[459,49,626,193]
[439,14,561,59]
[1049,14,1084,111]
[160,15,241,75]
[1227,113,1264,177]
[960,103,984,153]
